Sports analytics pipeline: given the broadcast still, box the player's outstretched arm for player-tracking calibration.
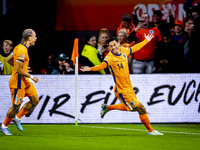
[80,66,91,72]
[81,62,107,72]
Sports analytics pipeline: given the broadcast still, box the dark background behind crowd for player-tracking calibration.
[0,0,200,74]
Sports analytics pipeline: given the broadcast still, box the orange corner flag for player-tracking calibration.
[71,38,79,66]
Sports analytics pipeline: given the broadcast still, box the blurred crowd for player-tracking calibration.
[1,0,200,75]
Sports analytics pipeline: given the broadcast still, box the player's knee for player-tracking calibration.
[29,95,39,106]
[12,104,20,112]
[32,98,39,106]
[136,103,147,114]
[138,108,146,115]
[141,104,146,112]
[141,108,146,114]
[7,105,20,118]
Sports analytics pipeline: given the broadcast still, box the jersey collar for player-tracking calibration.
[111,51,121,56]
[21,43,28,49]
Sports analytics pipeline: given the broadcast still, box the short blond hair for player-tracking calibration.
[3,40,13,47]
[118,29,128,39]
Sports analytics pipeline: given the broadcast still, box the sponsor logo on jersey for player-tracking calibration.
[149,30,154,34]
[123,53,127,59]
[20,54,25,60]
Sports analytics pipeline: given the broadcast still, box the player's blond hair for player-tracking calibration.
[21,29,34,43]
[3,40,13,47]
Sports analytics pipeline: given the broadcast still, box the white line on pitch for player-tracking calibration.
[80,125,200,135]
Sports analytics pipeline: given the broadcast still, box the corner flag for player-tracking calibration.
[71,38,79,66]
[71,38,79,126]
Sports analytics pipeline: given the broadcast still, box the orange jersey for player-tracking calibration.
[104,47,132,93]
[90,39,148,93]
[9,44,30,89]
[134,27,162,60]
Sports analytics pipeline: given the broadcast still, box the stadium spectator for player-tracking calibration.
[0,40,13,75]
[171,20,188,48]
[52,53,74,74]
[112,14,135,38]
[155,31,184,73]
[132,6,174,37]
[183,15,200,73]
[80,34,105,74]
[128,13,162,74]
[182,0,200,73]
[41,54,57,74]
[183,0,200,19]
[184,16,194,37]
[117,29,134,48]
[97,28,110,61]
[151,10,174,36]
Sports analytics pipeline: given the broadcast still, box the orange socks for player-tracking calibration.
[107,103,128,111]
[16,107,29,119]
[3,116,13,127]
[139,114,154,132]
[2,108,29,127]
[106,104,153,132]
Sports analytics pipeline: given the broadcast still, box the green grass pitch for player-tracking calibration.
[0,123,200,150]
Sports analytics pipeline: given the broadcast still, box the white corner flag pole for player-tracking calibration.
[75,56,78,126]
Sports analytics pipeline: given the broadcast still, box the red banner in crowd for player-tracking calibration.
[56,0,200,31]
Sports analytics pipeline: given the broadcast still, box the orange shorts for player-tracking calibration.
[10,82,37,105]
[114,89,139,111]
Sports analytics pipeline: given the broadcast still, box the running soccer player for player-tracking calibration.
[80,33,163,135]
[0,29,39,135]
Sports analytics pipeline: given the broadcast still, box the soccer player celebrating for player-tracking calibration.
[81,33,163,135]
[0,29,39,135]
